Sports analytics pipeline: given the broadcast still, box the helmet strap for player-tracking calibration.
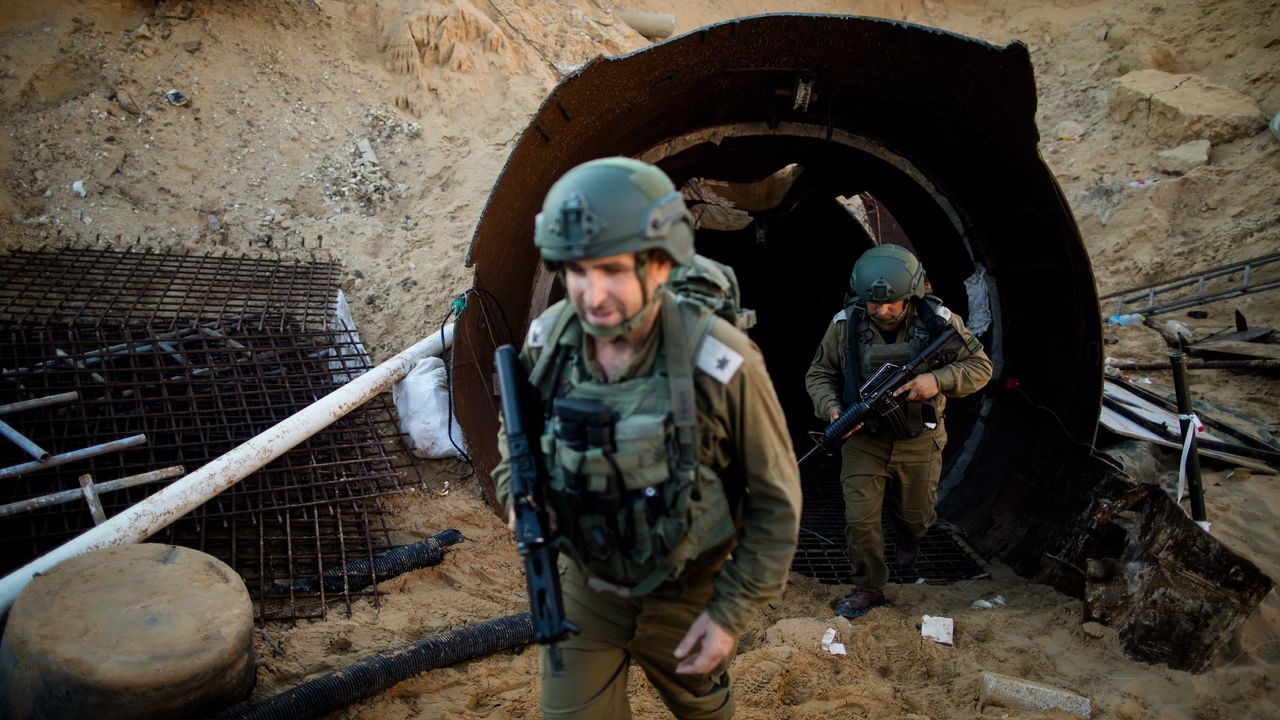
[580,292,661,339]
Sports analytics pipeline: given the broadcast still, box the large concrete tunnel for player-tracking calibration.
[453,14,1104,578]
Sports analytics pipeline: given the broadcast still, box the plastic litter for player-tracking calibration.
[921,615,954,645]
[1128,178,1158,189]
[1271,111,1280,142]
[972,594,1007,609]
[1107,313,1145,327]
[164,89,189,106]
[820,627,846,656]
[71,180,86,197]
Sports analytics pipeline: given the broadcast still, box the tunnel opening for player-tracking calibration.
[641,133,991,468]
[455,13,1104,582]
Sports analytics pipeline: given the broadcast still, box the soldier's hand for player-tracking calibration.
[828,407,861,439]
[895,372,939,402]
[508,507,558,534]
[674,612,735,675]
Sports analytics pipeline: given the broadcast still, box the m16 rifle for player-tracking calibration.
[495,344,579,675]
[799,326,960,465]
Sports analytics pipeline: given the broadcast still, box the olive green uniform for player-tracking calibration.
[494,295,802,719]
[804,300,991,592]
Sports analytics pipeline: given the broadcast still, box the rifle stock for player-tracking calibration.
[495,344,578,675]
[799,326,960,464]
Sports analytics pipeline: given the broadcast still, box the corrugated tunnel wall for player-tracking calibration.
[453,14,1104,578]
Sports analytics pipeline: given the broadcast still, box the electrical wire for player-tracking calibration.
[436,286,516,466]
[1012,386,1106,459]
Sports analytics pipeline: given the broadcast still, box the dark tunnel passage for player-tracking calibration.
[453,14,1105,579]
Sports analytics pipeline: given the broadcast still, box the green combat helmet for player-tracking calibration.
[535,157,694,265]
[850,244,926,302]
[535,157,695,338]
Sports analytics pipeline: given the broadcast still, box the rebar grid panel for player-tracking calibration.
[791,457,988,585]
[0,247,340,332]
[0,248,422,623]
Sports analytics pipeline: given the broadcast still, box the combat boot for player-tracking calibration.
[895,537,920,570]
[833,588,885,619]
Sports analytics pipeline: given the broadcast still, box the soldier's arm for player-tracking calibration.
[706,336,802,637]
[930,313,993,398]
[804,315,847,420]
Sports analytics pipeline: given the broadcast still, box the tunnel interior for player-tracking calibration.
[652,137,987,459]
[454,14,1105,578]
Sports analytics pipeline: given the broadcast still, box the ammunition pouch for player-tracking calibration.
[543,396,729,592]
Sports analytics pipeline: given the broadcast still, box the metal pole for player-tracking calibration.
[0,434,148,480]
[0,466,186,518]
[1170,352,1207,522]
[78,475,107,525]
[0,324,454,615]
[0,391,79,415]
[0,419,50,462]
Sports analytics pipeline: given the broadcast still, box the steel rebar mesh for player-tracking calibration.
[0,247,424,622]
[791,456,989,585]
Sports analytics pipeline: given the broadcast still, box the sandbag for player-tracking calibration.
[393,355,467,459]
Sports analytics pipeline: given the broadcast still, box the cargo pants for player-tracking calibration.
[540,559,734,720]
[840,427,945,592]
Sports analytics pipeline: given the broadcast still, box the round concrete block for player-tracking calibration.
[0,543,256,720]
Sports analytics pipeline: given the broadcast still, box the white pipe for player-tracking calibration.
[0,324,454,615]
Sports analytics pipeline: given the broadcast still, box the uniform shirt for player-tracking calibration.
[804,299,993,424]
[493,300,802,637]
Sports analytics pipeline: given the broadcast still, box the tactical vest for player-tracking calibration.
[525,290,738,597]
[842,295,950,438]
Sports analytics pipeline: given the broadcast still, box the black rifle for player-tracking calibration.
[495,344,579,675]
[799,326,960,464]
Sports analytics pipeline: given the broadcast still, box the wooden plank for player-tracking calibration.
[1106,377,1280,452]
[1188,338,1280,361]
[1099,405,1275,474]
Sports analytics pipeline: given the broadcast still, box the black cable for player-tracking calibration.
[1012,386,1102,456]
[439,300,472,465]
[436,287,518,466]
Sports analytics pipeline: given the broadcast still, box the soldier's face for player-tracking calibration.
[564,252,672,328]
[866,299,908,330]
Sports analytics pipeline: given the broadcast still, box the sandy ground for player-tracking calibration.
[1,0,1278,718]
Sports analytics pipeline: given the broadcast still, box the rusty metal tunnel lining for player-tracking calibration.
[456,14,1105,579]
[0,247,420,623]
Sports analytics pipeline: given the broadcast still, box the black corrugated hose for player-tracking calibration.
[281,528,466,594]
[212,613,535,720]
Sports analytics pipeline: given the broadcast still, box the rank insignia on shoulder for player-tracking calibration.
[832,310,845,324]
[526,315,552,348]
[697,334,744,384]
[935,304,953,321]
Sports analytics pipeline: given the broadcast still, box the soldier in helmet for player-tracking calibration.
[491,157,802,718]
[805,244,992,618]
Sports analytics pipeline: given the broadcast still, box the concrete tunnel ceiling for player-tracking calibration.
[454,14,1104,573]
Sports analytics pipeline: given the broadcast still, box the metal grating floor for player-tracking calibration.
[0,247,423,622]
[792,454,988,584]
